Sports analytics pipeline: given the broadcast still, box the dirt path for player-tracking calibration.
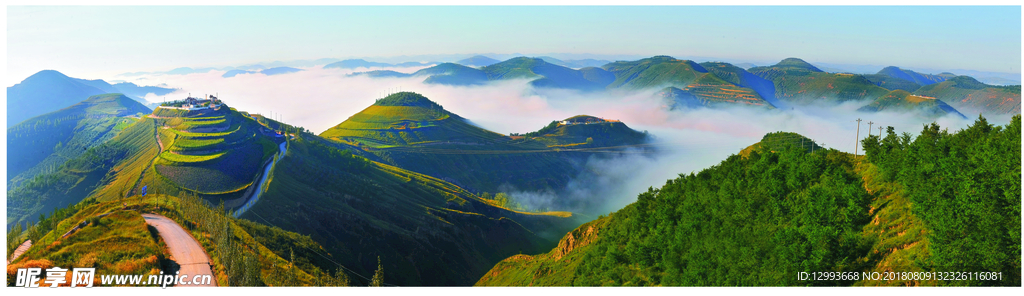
[142,214,217,287]
[7,240,32,264]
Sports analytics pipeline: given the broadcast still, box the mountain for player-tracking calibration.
[241,132,581,285]
[857,90,967,119]
[517,115,648,148]
[536,56,611,68]
[6,101,279,229]
[7,94,152,188]
[348,70,413,78]
[876,66,948,86]
[477,133,873,286]
[734,62,757,69]
[320,92,652,199]
[912,76,1021,115]
[477,118,1021,286]
[7,70,108,125]
[223,69,256,77]
[457,55,501,67]
[602,55,709,89]
[260,67,303,75]
[110,82,176,99]
[323,59,394,69]
[749,58,890,104]
[863,74,924,92]
[699,62,785,108]
[483,57,614,91]
[414,63,490,85]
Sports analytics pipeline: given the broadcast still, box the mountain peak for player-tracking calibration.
[775,58,823,72]
[373,92,442,109]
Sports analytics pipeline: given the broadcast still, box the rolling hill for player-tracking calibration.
[857,90,967,119]
[477,117,1020,286]
[863,66,953,93]
[7,70,108,126]
[912,76,1021,115]
[7,94,152,188]
[260,67,303,75]
[749,58,891,104]
[241,132,583,285]
[601,56,709,89]
[457,55,501,67]
[321,92,653,195]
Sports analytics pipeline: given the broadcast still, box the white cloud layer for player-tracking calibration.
[123,67,1012,215]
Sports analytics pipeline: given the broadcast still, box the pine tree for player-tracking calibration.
[369,256,384,287]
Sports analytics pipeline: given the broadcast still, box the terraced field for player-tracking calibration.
[321,94,506,147]
[151,107,278,197]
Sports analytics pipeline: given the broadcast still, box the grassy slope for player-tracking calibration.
[749,58,890,104]
[602,56,708,89]
[7,117,160,228]
[241,133,581,286]
[528,116,648,148]
[863,74,923,92]
[8,194,332,287]
[913,76,1021,114]
[7,94,150,187]
[321,92,589,193]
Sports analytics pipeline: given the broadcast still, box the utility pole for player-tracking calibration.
[867,121,874,137]
[855,118,863,156]
[878,126,883,138]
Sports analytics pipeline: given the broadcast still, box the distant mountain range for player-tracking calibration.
[6,70,174,126]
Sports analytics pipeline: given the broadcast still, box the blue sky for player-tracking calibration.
[6,6,1021,85]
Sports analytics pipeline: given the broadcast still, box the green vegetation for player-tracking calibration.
[7,93,150,187]
[749,58,890,104]
[857,90,966,119]
[7,198,164,287]
[478,117,1020,286]
[479,143,871,286]
[913,76,1021,114]
[242,133,581,285]
[863,74,923,92]
[7,117,159,229]
[861,115,1021,286]
[602,56,708,89]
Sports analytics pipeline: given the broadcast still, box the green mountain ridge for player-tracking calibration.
[7,93,152,188]
[912,76,1021,115]
[477,117,1021,286]
[858,90,967,119]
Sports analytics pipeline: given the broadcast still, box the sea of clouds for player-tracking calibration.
[120,65,1009,215]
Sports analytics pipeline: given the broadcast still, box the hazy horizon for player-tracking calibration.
[7,6,1022,86]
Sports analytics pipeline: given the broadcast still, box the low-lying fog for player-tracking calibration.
[121,65,1011,215]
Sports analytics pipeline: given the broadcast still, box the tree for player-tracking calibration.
[370,256,384,287]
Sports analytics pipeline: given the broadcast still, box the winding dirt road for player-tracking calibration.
[142,214,217,287]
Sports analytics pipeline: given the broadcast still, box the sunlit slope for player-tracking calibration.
[602,56,708,89]
[242,133,581,286]
[7,104,280,228]
[912,76,1021,115]
[524,115,648,148]
[151,107,279,199]
[7,116,161,229]
[858,90,967,119]
[749,58,890,104]
[478,139,873,286]
[321,92,507,147]
[7,194,342,287]
[478,118,1020,286]
[7,93,150,187]
[323,92,653,194]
